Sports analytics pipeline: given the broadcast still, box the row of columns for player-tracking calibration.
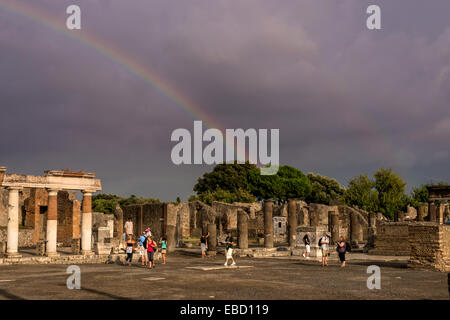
[5,187,93,258]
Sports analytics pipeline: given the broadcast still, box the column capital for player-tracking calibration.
[7,186,23,191]
[47,188,59,196]
[0,166,7,172]
[82,190,95,196]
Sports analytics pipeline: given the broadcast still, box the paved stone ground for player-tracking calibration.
[0,251,448,300]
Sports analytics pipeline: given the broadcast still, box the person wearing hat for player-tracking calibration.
[319,232,330,267]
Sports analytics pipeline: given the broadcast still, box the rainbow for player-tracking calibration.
[0,0,253,160]
[0,0,223,130]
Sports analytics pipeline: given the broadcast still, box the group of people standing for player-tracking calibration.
[302,232,350,267]
[123,217,167,268]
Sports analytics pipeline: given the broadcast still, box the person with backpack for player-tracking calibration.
[146,236,158,269]
[138,231,148,266]
[302,232,311,259]
[319,232,330,267]
[337,236,348,267]
[159,236,167,265]
[224,231,236,266]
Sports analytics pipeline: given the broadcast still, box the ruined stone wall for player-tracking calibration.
[211,202,238,232]
[0,227,34,247]
[369,222,411,256]
[408,223,450,272]
[0,189,7,227]
[56,191,79,247]
[122,203,166,239]
[273,216,287,243]
[173,203,190,237]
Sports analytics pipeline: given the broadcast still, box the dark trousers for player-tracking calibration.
[126,253,133,262]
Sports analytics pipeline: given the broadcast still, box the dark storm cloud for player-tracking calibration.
[1,0,449,200]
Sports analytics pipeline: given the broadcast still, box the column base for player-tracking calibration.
[6,252,22,259]
[45,252,60,257]
[82,250,94,256]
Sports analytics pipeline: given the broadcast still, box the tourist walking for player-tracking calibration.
[146,236,158,269]
[200,232,209,259]
[319,232,330,267]
[160,236,167,264]
[337,236,347,267]
[138,231,148,266]
[302,232,311,259]
[224,231,236,266]
[125,235,135,266]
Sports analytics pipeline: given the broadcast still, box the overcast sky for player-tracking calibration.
[1,0,449,201]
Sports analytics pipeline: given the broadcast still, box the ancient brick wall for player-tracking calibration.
[0,189,8,227]
[408,223,450,272]
[0,227,34,247]
[369,222,411,256]
[122,203,166,240]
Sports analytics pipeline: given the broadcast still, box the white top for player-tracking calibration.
[124,221,133,235]
[320,236,329,250]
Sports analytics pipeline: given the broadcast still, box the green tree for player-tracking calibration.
[343,174,379,212]
[410,185,429,208]
[92,194,160,214]
[306,173,345,204]
[249,165,312,203]
[193,188,256,205]
[193,162,258,195]
[374,168,408,220]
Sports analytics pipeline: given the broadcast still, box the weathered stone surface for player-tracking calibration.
[408,223,449,272]
[237,209,248,249]
[369,222,411,256]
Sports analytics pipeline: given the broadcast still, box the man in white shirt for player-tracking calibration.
[319,232,330,267]
[124,217,133,237]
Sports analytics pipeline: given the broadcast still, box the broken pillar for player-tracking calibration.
[437,203,444,224]
[368,212,377,228]
[428,202,436,222]
[288,199,297,247]
[329,211,340,242]
[417,205,425,222]
[237,209,248,249]
[207,223,216,256]
[350,211,363,243]
[264,200,274,248]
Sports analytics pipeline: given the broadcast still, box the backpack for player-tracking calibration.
[143,236,148,249]
[318,238,322,247]
[345,242,352,253]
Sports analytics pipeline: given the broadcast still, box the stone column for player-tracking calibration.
[368,212,377,228]
[350,211,363,243]
[428,202,436,222]
[417,205,425,222]
[81,191,93,255]
[288,199,297,247]
[237,210,248,249]
[329,211,340,242]
[46,189,59,257]
[436,203,444,224]
[166,225,176,252]
[207,223,216,256]
[6,187,22,258]
[263,200,274,248]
